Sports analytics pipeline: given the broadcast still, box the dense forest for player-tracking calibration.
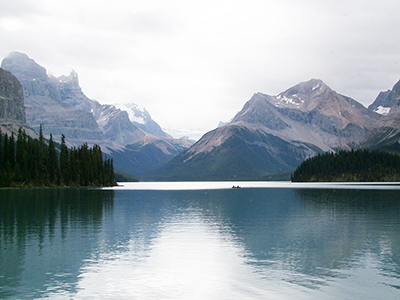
[291,149,400,182]
[0,127,115,187]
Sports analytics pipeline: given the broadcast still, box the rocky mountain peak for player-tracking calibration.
[114,102,171,138]
[274,79,333,111]
[0,67,37,137]
[0,67,25,122]
[51,69,79,87]
[368,79,400,116]
[1,52,47,82]
[281,78,326,97]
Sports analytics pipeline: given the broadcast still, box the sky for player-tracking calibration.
[1,0,400,137]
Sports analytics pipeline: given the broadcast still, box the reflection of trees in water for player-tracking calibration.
[112,188,400,290]
[179,188,400,289]
[293,189,400,283]
[2,187,399,297]
[0,188,114,299]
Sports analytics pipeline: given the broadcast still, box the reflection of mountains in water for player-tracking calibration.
[0,189,114,299]
[240,188,400,287]
[110,188,400,288]
[2,188,400,298]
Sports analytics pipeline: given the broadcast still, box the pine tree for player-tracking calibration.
[0,128,3,170]
[37,124,48,185]
[48,134,59,184]
[16,128,28,183]
[59,134,69,185]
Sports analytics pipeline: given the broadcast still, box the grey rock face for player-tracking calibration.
[362,79,400,151]
[113,103,171,138]
[1,52,174,147]
[0,67,37,137]
[153,79,382,180]
[1,52,112,147]
[0,67,25,121]
[368,80,400,114]
[232,79,379,151]
[93,104,147,146]
[1,51,193,175]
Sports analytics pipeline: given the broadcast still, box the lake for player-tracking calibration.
[1,182,400,299]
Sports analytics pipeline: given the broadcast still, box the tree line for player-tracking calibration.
[0,126,115,187]
[291,149,400,182]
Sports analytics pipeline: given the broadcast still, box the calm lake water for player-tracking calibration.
[1,182,400,299]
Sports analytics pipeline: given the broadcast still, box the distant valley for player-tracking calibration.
[1,52,192,175]
[2,51,400,180]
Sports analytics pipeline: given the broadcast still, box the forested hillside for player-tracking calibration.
[291,149,400,182]
[0,127,115,187]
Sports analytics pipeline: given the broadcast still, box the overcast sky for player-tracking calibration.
[1,0,400,136]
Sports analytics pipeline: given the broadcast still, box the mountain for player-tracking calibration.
[368,80,400,115]
[1,52,192,175]
[1,52,110,148]
[113,103,171,138]
[0,67,37,137]
[362,80,400,152]
[150,79,381,181]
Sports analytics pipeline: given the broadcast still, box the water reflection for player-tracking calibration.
[0,188,114,299]
[75,189,400,299]
[76,205,260,299]
[1,187,400,299]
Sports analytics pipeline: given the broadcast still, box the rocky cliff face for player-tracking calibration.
[0,67,37,137]
[362,80,400,152]
[114,103,171,138]
[232,79,379,150]
[1,52,192,175]
[0,67,25,121]
[152,79,382,180]
[1,52,109,147]
[368,80,400,115]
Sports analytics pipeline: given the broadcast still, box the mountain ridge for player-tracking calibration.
[148,79,383,180]
[0,67,37,137]
[1,52,192,175]
[361,79,400,152]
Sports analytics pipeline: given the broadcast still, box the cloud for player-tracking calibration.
[1,0,400,133]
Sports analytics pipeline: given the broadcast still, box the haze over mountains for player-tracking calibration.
[1,52,192,175]
[2,51,400,180]
[150,79,400,180]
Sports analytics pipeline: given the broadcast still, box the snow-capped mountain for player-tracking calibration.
[1,52,110,149]
[362,79,400,152]
[1,52,192,175]
[113,103,171,138]
[151,79,382,180]
[368,80,400,115]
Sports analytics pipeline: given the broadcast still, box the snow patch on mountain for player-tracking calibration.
[275,94,303,107]
[114,103,146,124]
[312,82,320,91]
[374,106,391,115]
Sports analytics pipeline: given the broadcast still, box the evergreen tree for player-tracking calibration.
[37,124,49,185]
[0,129,2,167]
[0,128,117,187]
[292,149,400,182]
[8,133,16,169]
[60,134,69,185]
[16,128,28,182]
[47,134,59,184]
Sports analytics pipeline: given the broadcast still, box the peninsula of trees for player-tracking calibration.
[0,127,115,187]
[291,149,400,182]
